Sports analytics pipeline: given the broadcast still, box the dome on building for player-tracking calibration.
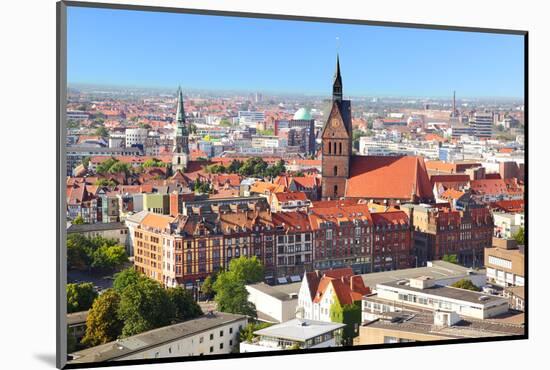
[293,108,312,121]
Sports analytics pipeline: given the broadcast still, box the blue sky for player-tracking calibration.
[67,6,525,98]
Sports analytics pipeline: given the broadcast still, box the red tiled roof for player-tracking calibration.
[346,156,433,201]
[272,211,311,231]
[430,174,470,187]
[490,199,524,213]
[370,211,409,226]
[273,191,308,202]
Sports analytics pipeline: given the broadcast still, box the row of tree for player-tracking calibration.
[80,269,202,347]
[67,234,128,272]
[204,157,286,178]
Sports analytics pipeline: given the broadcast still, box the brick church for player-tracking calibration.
[321,56,434,204]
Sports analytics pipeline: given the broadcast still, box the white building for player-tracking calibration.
[493,212,524,239]
[239,318,345,352]
[125,128,148,148]
[69,312,247,364]
[369,277,509,320]
[473,112,493,139]
[246,283,298,323]
[238,111,265,124]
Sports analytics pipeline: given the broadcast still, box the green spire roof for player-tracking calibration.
[293,108,312,120]
[175,86,185,124]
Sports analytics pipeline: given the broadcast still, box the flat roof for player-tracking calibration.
[69,312,246,363]
[363,311,524,338]
[254,319,345,342]
[67,311,89,326]
[67,222,127,233]
[246,283,298,301]
[362,261,485,288]
[271,260,484,294]
[378,281,505,306]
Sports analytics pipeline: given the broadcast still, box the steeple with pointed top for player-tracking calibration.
[332,54,343,102]
[175,86,186,124]
[173,86,189,172]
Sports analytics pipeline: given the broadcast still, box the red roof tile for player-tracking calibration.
[346,156,433,201]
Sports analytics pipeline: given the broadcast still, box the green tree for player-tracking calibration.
[96,157,118,174]
[67,282,98,313]
[67,237,89,270]
[201,274,217,299]
[239,322,272,343]
[113,268,142,292]
[513,227,525,245]
[95,126,109,138]
[117,278,175,337]
[442,254,458,264]
[81,289,123,346]
[108,162,130,176]
[138,123,152,130]
[143,158,166,168]
[213,272,257,317]
[94,178,116,187]
[330,295,361,346]
[167,287,203,321]
[451,278,481,292]
[73,215,85,225]
[228,256,264,284]
[91,245,128,271]
[81,156,91,169]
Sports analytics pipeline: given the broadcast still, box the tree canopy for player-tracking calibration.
[451,278,481,292]
[81,289,123,347]
[442,254,458,264]
[117,277,175,337]
[204,157,285,178]
[67,234,128,272]
[67,282,98,313]
[212,257,263,317]
[513,227,525,245]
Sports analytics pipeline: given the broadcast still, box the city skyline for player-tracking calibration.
[67,7,525,99]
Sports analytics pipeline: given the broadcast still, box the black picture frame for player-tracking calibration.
[56,1,528,369]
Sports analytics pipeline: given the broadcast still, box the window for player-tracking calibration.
[210,333,214,340]
[220,330,224,337]
[229,327,233,334]
[334,185,338,197]
[219,343,224,350]
[209,346,214,353]
[199,336,204,343]
[334,165,338,176]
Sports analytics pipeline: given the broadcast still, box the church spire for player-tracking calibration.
[332,54,343,102]
[175,86,185,125]
[173,86,189,164]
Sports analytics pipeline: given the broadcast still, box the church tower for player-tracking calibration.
[321,55,352,199]
[172,86,189,172]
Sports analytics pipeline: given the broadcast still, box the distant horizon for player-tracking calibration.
[67,82,524,102]
[68,6,525,99]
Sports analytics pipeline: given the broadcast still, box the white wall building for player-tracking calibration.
[69,312,248,364]
[372,278,509,320]
[239,318,345,352]
[246,283,298,323]
[493,212,524,239]
[125,128,148,148]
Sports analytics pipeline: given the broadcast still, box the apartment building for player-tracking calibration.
[485,238,525,287]
[402,202,493,268]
